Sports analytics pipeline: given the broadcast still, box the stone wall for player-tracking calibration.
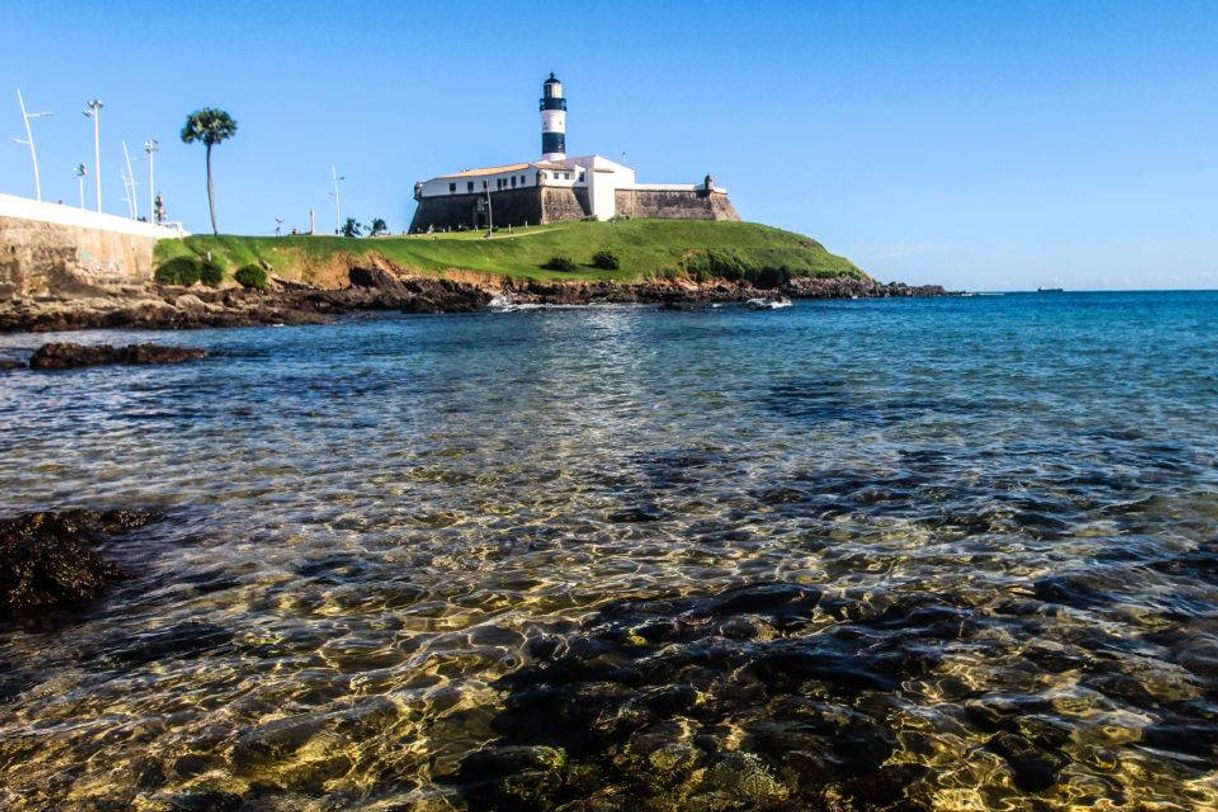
[0,215,162,299]
[409,188,546,233]
[615,189,740,221]
[409,185,738,232]
[540,187,591,223]
[409,186,598,233]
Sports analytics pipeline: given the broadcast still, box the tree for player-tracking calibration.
[341,217,365,238]
[180,108,237,235]
[369,218,388,237]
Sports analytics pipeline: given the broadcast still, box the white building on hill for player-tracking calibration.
[409,74,738,232]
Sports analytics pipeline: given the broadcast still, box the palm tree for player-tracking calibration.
[180,108,237,235]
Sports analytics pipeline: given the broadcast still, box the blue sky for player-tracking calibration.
[2,0,1216,290]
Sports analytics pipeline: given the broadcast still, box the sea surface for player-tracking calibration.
[0,291,1216,811]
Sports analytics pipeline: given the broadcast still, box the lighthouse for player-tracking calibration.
[539,72,567,161]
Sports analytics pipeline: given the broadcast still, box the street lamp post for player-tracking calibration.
[330,166,344,234]
[14,89,52,202]
[73,164,87,208]
[144,138,158,223]
[84,99,104,212]
[484,183,494,238]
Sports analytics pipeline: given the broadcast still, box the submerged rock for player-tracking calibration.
[445,581,968,810]
[0,509,154,617]
[29,342,207,370]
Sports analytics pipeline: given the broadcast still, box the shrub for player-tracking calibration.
[541,255,577,273]
[234,265,269,290]
[678,249,794,288]
[154,256,202,286]
[199,261,223,287]
[591,250,620,271]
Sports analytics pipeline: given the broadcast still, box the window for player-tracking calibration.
[511,176,516,188]
[467,181,474,193]
[448,182,456,193]
[482,180,488,190]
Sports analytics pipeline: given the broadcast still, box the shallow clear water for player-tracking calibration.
[0,292,1216,810]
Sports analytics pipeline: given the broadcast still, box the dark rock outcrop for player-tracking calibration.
[0,268,951,334]
[337,267,494,312]
[0,509,154,617]
[29,342,207,370]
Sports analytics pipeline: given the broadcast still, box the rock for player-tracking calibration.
[0,268,949,334]
[230,714,327,770]
[105,621,234,665]
[457,745,567,781]
[984,731,1068,792]
[173,293,211,312]
[349,266,411,294]
[166,790,244,812]
[29,342,207,370]
[0,509,154,617]
[443,582,966,809]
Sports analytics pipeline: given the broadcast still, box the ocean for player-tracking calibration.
[1,291,1216,810]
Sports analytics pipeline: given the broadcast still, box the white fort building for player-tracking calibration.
[409,74,738,233]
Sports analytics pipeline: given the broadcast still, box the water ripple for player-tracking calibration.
[0,293,1216,810]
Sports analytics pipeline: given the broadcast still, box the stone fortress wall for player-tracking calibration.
[615,188,739,221]
[409,185,737,233]
[409,188,544,234]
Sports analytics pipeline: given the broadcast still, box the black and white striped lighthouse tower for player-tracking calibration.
[539,72,567,161]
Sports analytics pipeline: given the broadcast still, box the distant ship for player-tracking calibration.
[1037,286,1065,293]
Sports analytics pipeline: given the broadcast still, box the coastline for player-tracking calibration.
[0,268,949,334]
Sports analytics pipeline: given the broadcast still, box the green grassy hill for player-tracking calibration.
[155,219,865,285]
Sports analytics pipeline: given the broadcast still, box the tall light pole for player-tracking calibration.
[84,99,104,211]
[330,166,344,234]
[73,163,87,208]
[14,89,52,202]
[144,138,158,223]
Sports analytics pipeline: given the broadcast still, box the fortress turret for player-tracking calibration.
[540,72,567,160]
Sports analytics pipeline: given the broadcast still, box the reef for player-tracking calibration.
[0,509,155,618]
[28,342,207,369]
[443,581,1082,811]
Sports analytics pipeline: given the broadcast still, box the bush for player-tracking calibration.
[154,256,202,286]
[234,265,269,290]
[678,249,794,288]
[199,261,223,287]
[591,250,620,270]
[541,255,577,273]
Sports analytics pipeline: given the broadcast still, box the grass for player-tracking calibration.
[154,219,865,285]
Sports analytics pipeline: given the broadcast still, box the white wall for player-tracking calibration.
[0,192,187,238]
[585,170,615,220]
[418,167,537,198]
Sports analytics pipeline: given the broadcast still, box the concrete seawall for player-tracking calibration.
[0,193,185,299]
